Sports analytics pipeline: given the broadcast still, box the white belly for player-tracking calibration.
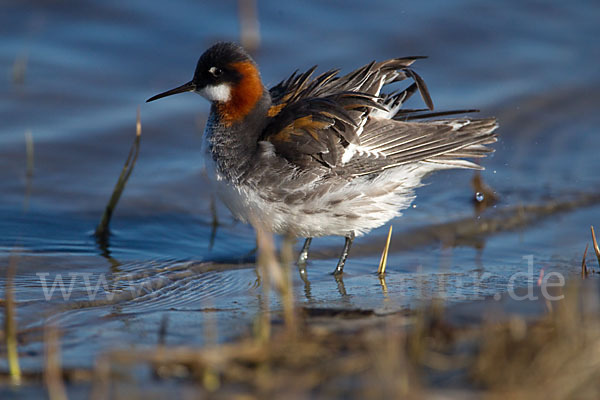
[204,148,433,238]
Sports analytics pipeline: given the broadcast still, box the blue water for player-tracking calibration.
[1,0,599,380]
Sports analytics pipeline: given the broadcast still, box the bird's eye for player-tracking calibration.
[209,67,223,77]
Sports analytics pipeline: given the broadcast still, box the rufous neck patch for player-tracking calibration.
[217,61,264,126]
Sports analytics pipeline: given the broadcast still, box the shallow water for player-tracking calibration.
[1,0,599,381]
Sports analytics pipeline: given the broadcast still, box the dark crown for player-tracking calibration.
[195,42,254,76]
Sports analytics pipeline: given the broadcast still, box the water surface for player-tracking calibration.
[1,0,599,381]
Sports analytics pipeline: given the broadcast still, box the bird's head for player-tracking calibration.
[147,42,265,125]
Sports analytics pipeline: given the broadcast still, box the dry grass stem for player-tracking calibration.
[25,129,34,178]
[4,255,21,385]
[44,324,68,400]
[255,225,283,288]
[591,225,600,268]
[90,355,111,400]
[12,52,27,85]
[280,234,297,333]
[582,244,589,279]
[377,225,393,275]
[379,275,388,295]
[253,222,298,337]
[255,225,276,342]
[238,0,260,52]
[200,299,221,392]
[95,108,142,240]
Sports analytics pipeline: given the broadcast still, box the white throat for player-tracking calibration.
[197,84,231,102]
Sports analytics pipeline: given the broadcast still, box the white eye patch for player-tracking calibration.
[209,66,222,77]
[197,84,231,102]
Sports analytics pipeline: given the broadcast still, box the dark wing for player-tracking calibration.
[268,57,433,110]
[262,58,497,174]
[263,57,431,168]
[261,92,385,167]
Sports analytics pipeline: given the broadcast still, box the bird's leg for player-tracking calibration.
[297,237,312,282]
[297,238,312,265]
[333,232,355,276]
[334,273,348,297]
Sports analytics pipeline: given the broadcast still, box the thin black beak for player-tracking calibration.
[146,80,196,103]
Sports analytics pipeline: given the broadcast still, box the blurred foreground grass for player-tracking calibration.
[2,228,600,399]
